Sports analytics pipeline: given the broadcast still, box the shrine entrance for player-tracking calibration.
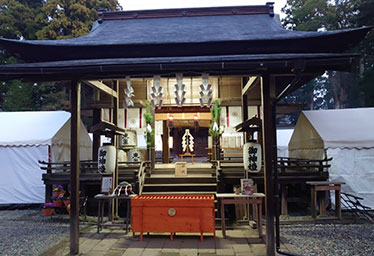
[155,107,212,164]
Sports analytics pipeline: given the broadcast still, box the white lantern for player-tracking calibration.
[98,144,116,173]
[119,129,137,148]
[243,142,262,173]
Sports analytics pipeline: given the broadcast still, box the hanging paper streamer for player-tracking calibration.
[174,73,186,107]
[151,75,164,109]
[123,76,134,108]
[199,73,212,107]
[182,129,194,153]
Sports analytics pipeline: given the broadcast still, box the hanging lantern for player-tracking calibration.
[98,143,116,174]
[243,142,262,173]
[168,115,174,127]
[194,114,199,127]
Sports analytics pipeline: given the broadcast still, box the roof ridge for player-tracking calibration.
[98,3,275,23]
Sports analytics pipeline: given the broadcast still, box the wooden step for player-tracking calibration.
[141,191,216,195]
[151,168,214,175]
[146,177,216,184]
[142,183,217,192]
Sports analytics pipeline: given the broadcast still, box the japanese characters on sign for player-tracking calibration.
[243,142,262,173]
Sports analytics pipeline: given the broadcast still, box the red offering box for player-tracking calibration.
[131,195,215,241]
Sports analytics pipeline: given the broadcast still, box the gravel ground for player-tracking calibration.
[0,209,71,256]
[281,223,374,256]
[1,209,374,256]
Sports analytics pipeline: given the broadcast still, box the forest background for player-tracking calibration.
[0,0,373,125]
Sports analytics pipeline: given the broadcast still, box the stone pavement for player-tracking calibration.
[47,225,297,256]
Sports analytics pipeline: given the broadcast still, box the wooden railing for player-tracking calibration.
[277,157,332,173]
[137,161,151,195]
[212,157,332,188]
[39,160,150,197]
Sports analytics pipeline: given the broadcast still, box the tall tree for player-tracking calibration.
[0,0,121,111]
[281,0,373,109]
[36,0,121,39]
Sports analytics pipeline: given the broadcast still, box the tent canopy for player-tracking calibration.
[289,108,374,150]
[0,111,71,147]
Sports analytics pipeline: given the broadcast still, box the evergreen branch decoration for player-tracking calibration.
[144,102,154,147]
[209,100,224,138]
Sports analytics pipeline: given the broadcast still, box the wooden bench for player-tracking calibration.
[217,193,264,238]
[306,181,345,220]
[213,158,331,215]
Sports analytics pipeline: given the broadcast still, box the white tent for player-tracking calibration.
[277,128,294,158]
[0,111,92,205]
[289,108,374,208]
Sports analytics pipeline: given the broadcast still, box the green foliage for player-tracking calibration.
[144,102,154,147]
[0,0,44,40]
[281,0,374,114]
[209,100,224,138]
[35,0,121,40]
[0,0,121,111]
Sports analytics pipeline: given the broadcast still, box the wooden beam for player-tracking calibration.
[70,80,81,255]
[90,120,125,135]
[155,112,211,121]
[84,80,118,98]
[261,75,275,256]
[242,76,259,96]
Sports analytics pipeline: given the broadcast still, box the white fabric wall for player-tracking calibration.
[328,148,374,208]
[0,145,48,204]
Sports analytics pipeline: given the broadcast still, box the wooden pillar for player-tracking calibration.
[242,77,249,144]
[113,80,120,218]
[92,108,101,161]
[261,75,275,256]
[70,81,81,255]
[162,120,170,163]
[150,107,156,168]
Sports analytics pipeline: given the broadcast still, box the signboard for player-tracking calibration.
[101,176,113,193]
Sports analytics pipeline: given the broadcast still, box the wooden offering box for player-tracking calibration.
[131,195,215,241]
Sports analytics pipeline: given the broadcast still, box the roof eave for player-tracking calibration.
[0,53,361,82]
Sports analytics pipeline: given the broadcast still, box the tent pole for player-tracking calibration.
[70,80,81,255]
[261,74,275,256]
